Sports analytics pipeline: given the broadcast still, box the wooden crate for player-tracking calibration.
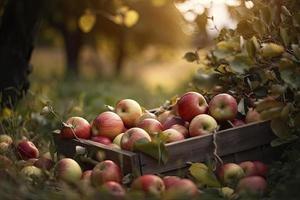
[54,120,277,176]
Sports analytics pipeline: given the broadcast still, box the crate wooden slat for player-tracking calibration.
[54,136,142,175]
[54,120,276,176]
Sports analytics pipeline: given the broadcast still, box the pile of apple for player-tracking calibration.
[216,161,268,198]
[59,91,261,150]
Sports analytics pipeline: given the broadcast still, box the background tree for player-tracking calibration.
[0,0,43,108]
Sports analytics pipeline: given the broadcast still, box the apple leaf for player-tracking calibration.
[228,54,253,74]
[189,163,221,188]
[271,118,291,139]
[134,138,168,164]
[237,98,246,115]
[271,135,298,147]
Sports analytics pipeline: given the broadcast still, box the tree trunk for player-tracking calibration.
[62,29,82,77]
[0,0,43,108]
[115,30,126,76]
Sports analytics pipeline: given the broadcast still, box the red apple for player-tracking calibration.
[231,119,245,127]
[170,124,189,138]
[61,116,91,139]
[237,176,267,194]
[245,108,261,123]
[0,134,13,145]
[157,111,174,124]
[91,160,122,187]
[161,129,184,143]
[138,112,157,124]
[91,136,112,145]
[131,174,165,196]
[81,170,92,185]
[55,158,82,183]
[137,118,163,137]
[209,93,238,121]
[120,128,151,151]
[177,92,208,122]
[239,161,258,177]
[17,140,39,160]
[101,181,126,198]
[0,142,9,153]
[21,165,43,181]
[113,133,124,147]
[91,111,124,140]
[34,153,54,171]
[217,163,245,185]
[162,176,181,189]
[164,178,199,199]
[253,161,268,177]
[189,114,218,137]
[115,99,142,128]
[0,155,13,169]
[163,116,186,130]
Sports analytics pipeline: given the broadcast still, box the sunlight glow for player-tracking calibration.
[175,0,242,36]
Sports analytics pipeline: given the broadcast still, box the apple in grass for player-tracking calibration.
[239,161,258,177]
[209,93,238,121]
[253,161,268,177]
[177,92,208,122]
[161,129,184,143]
[17,140,39,160]
[91,111,124,140]
[34,152,54,170]
[54,158,82,183]
[131,174,165,196]
[0,134,13,145]
[170,124,189,138]
[162,176,181,189]
[91,160,122,187]
[91,136,112,145]
[217,163,245,186]
[120,128,151,151]
[137,118,163,137]
[237,176,267,195]
[189,114,218,137]
[61,117,91,139]
[101,181,126,198]
[115,99,142,128]
[163,178,199,199]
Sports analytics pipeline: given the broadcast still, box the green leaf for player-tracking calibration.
[183,52,199,62]
[280,68,300,89]
[271,118,291,139]
[228,54,253,74]
[261,43,285,58]
[189,163,221,188]
[292,44,300,60]
[134,138,168,164]
[271,136,298,147]
[280,27,290,47]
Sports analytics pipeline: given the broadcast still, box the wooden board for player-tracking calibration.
[138,121,275,174]
[54,121,276,176]
[54,136,141,175]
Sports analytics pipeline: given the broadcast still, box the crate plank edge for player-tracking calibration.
[54,120,277,176]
